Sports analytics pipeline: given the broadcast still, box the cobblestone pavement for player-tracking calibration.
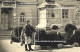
[0,39,80,52]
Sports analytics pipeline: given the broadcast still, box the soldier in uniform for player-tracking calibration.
[22,19,36,51]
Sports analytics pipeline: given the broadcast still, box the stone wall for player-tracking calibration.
[14,4,38,27]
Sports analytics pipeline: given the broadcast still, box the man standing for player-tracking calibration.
[23,19,36,51]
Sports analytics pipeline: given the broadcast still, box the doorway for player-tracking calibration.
[1,8,13,30]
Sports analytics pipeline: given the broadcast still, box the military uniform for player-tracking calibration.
[23,24,35,51]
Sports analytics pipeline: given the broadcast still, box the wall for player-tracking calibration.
[14,4,38,27]
[46,9,61,26]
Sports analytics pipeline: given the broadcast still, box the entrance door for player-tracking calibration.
[1,8,13,30]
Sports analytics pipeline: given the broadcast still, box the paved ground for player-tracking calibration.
[0,39,80,52]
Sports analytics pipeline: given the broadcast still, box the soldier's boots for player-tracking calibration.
[25,44,35,51]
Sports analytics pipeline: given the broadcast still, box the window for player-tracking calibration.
[62,9,69,18]
[20,12,25,22]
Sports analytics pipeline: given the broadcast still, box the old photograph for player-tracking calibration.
[0,0,80,52]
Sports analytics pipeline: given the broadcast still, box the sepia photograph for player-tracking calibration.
[0,0,80,52]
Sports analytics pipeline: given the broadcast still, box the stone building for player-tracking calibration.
[0,0,80,30]
[0,0,43,30]
[37,0,80,31]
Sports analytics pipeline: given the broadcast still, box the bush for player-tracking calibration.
[47,31,64,40]
[66,29,80,44]
[64,24,77,44]
[35,28,64,41]
[35,28,64,46]
[65,24,77,33]
[47,31,58,40]
[35,29,47,40]
[72,29,80,43]
[14,27,23,37]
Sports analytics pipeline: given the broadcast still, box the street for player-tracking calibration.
[0,38,80,52]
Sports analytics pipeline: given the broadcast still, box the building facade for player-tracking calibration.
[37,0,80,31]
[0,0,80,30]
[0,0,43,30]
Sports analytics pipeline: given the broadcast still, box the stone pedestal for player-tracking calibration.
[36,1,62,30]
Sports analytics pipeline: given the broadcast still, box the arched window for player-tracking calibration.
[20,12,25,22]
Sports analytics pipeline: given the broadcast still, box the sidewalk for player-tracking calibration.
[0,39,80,52]
[0,39,51,52]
